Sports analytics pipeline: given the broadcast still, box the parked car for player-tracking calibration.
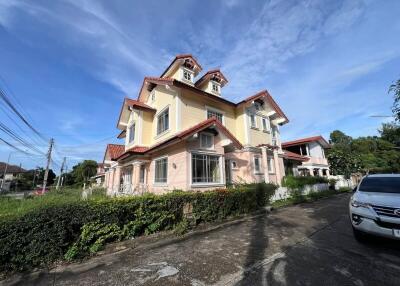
[349,174,400,241]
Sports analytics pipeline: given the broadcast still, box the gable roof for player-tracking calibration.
[137,78,288,124]
[116,117,243,160]
[104,144,125,161]
[282,136,330,148]
[117,98,156,129]
[195,69,228,88]
[281,150,309,162]
[160,54,203,78]
[237,90,289,124]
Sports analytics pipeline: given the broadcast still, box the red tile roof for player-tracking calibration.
[195,69,228,87]
[105,144,125,160]
[160,54,203,78]
[125,98,156,112]
[116,118,243,160]
[282,136,330,148]
[0,162,26,174]
[237,90,289,124]
[281,150,309,162]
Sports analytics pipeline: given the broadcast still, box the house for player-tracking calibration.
[0,162,26,191]
[90,163,110,187]
[103,54,289,196]
[281,136,330,177]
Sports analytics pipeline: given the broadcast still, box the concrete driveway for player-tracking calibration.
[3,193,400,286]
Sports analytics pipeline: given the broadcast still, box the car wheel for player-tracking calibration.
[353,227,368,242]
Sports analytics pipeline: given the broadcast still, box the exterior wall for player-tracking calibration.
[308,142,326,159]
[147,141,188,194]
[146,85,178,145]
[141,111,153,146]
[243,104,274,147]
[180,89,236,135]
[225,149,265,183]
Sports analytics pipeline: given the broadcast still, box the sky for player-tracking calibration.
[0,0,400,171]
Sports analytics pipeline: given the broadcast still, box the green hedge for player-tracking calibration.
[0,183,276,272]
[282,175,328,189]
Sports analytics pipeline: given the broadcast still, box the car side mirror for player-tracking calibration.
[352,187,357,192]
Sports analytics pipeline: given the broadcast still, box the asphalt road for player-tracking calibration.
[3,193,400,286]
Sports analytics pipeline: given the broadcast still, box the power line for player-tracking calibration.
[0,137,31,155]
[0,87,48,143]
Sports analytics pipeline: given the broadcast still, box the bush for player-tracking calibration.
[0,183,277,272]
[282,176,328,189]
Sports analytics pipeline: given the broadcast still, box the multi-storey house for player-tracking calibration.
[103,54,289,195]
[281,136,330,177]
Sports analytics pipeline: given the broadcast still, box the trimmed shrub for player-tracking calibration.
[0,183,277,272]
[282,176,328,189]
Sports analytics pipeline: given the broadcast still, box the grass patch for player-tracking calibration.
[271,188,352,209]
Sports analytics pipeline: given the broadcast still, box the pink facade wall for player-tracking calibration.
[225,150,264,183]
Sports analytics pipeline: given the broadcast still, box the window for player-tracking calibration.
[212,83,219,93]
[268,158,274,173]
[299,144,308,156]
[250,114,257,128]
[157,108,169,135]
[255,102,261,111]
[139,165,145,184]
[200,133,213,149]
[192,154,221,184]
[262,118,268,131]
[154,157,168,184]
[207,109,223,123]
[151,91,155,102]
[254,156,261,173]
[231,161,238,169]
[128,123,135,143]
[183,69,192,82]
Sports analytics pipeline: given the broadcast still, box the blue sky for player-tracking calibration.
[0,0,400,171]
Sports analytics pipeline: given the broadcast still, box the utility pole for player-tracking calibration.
[0,152,11,192]
[56,157,66,190]
[42,138,54,192]
[32,168,38,189]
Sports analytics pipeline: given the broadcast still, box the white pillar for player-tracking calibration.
[273,149,282,186]
[261,147,270,183]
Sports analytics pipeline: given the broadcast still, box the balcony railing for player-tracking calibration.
[114,183,148,196]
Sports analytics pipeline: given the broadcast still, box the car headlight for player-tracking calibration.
[351,200,370,208]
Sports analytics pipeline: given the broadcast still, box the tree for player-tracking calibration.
[70,160,98,185]
[389,79,400,121]
[379,122,400,147]
[327,148,361,178]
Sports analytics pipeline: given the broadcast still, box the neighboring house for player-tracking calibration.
[91,163,110,187]
[0,162,26,191]
[103,54,289,196]
[281,136,330,177]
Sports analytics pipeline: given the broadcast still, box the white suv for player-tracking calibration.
[349,174,400,241]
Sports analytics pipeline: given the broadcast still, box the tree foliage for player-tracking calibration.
[63,160,98,186]
[389,79,400,122]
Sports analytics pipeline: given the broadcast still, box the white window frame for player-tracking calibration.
[253,155,262,174]
[205,105,225,125]
[154,156,168,185]
[200,132,214,150]
[139,164,146,184]
[190,152,224,186]
[267,157,275,174]
[249,113,257,129]
[128,122,135,143]
[181,67,194,84]
[156,106,170,136]
[254,102,262,111]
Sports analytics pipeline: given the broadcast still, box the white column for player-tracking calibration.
[261,147,270,183]
[273,149,282,186]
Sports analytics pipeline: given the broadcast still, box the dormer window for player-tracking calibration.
[212,83,219,93]
[182,68,194,84]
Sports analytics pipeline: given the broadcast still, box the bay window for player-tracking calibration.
[192,153,222,184]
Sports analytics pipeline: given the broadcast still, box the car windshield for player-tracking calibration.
[359,177,400,193]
